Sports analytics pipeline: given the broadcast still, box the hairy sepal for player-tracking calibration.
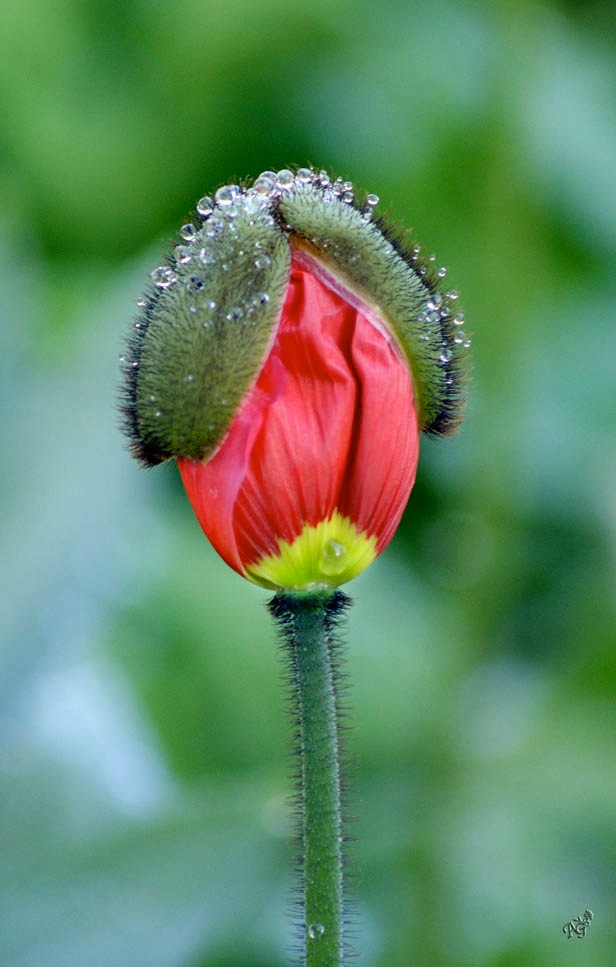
[278,180,466,435]
[122,209,291,466]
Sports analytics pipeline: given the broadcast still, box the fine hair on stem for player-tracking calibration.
[268,588,357,966]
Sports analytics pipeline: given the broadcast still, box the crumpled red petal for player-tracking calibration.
[178,252,419,578]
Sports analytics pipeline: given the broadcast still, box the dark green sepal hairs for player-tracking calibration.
[121,167,469,467]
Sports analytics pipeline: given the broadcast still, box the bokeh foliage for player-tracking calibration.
[1,1,615,964]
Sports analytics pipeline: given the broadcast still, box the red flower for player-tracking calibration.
[178,248,419,589]
[121,168,467,590]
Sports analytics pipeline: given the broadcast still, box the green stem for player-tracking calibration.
[268,589,351,967]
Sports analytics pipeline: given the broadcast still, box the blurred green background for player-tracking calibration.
[2,1,615,964]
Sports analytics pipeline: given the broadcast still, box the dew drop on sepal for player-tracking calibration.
[199,248,216,266]
[150,266,177,288]
[215,185,239,207]
[243,192,267,215]
[196,196,213,217]
[175,245,193,264]
[253,172,276,195]
[276,169,295,190]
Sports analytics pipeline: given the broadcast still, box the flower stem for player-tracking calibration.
[268,589,351,967]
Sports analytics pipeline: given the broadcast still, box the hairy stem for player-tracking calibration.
[268,589,351,967]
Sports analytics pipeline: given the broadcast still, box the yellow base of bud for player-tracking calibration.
[246,510,377,590]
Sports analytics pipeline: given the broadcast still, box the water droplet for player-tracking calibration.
[437,266,447,278]
[215,184,240,207]
[342,190,354,204]
[199,248,216,266]
[118,354,127,363]
[207,300,217,311]
[205,216,224,238]
[318,170,330,187]
[136,298,147,308]
[453,312,465,326]
[439,347,452,363]
[243,192,267,215]
[255,254,272,270]
[463,336,472,348]
[154,409,162,417]
[260,293,270,305]
[196,196,213,217]
[185,275,205,292]
[180,223,197,241]
[184,373,194,383]
[308,923,325,940]
[148,394,156,402]
[276,169,295,190]
[221,262,230,271]
[321,540,347,576]
[454,331,465,344]
[226,307,244,322]
[428,253,436,263]
[446,289,459,301]
[150,265,177,288]
[253,172,276,195]
[411,245,421,259]
[366,193,379,207]
[175,244,193,264]
[343,180,353,192]
[296,167,313,183]
[189,305,197,313]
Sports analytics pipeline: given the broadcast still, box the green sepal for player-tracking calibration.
[122,204,290,466]
[121,168,467,467]
[278,180,466,435]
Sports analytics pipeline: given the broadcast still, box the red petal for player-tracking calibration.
[178,251,419,578]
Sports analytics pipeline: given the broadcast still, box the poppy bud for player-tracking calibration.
[121,167,468,589]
